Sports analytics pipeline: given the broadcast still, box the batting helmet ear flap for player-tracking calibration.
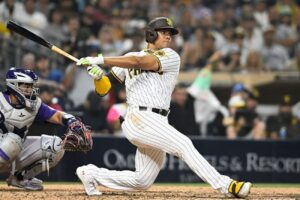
[145,27,158,43]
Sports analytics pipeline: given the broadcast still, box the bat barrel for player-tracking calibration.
[6,20,79,63]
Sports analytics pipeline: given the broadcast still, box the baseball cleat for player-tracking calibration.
[6,175,43,191]
[228,180,252,198]
[76,166,102,196]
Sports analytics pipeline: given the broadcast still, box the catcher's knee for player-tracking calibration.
[0,133,22,169]
[16,135,64,179]
[40,135,65,168]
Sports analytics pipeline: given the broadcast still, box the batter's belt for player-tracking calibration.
[138,106,169,117]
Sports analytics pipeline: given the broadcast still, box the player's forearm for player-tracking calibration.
[48,111,78,126]
[47,111,66,125]
[104,55,159,71]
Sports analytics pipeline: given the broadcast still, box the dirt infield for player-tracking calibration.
[1,183,300,200]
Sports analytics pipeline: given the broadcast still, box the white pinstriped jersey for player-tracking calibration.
[78,49,234,196]
[111,48,180,110]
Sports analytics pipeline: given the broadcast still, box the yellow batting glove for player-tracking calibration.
[87,65,104,80]
[76,54,104,66]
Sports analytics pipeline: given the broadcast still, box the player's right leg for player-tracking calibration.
[7,135,65,191]
[122,110,252,198]
[77,147,165,195]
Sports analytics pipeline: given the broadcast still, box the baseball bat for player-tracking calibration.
[6,20,79,63]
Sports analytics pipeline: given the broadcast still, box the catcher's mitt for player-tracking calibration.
[62,120,93,152]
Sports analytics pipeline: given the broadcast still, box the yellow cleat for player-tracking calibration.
[228,180,252,198]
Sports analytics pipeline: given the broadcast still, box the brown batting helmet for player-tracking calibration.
[145,17,179,43]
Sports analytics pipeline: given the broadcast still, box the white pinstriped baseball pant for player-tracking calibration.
[82,107,232,194]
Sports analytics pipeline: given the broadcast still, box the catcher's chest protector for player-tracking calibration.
[0,92,41,138]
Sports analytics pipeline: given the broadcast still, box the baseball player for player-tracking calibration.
[76,17,252,198]
[0,67,85,190]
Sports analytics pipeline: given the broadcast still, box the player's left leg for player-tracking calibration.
[122,110,251,197]
[77,147,165,195]
[0,132,23,171]
[6,135,64,191]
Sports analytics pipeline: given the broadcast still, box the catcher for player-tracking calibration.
[0,67,92,191]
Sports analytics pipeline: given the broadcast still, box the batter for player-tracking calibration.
[76,17,252,198]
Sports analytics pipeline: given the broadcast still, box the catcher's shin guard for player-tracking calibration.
[14,135,64,179]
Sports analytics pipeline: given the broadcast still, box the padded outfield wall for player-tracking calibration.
[1,136,298,183]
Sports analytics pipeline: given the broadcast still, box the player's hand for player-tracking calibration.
[63,119,93,152]
[87,65,104,80]
[76,54,104,66]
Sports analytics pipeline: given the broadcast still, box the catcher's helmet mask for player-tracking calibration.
[6,67,39,110]
[145,17,179,43]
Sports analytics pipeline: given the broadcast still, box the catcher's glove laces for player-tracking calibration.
[62,120,93,152]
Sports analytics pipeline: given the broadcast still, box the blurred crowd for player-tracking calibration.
[1,0,300,139]
[169,80,300,140]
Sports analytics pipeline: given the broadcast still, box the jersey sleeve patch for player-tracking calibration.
[111,67,126,83]
[150,54,162,72]
[156,48,180,72]
[111,70,123,84]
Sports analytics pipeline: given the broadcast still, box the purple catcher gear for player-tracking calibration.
[6,67,39,110]
[6,175,43,191]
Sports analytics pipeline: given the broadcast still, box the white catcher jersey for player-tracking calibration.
[111,48,180,110]
[0,92,42,137]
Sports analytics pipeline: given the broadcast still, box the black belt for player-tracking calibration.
[139,106,169,117]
